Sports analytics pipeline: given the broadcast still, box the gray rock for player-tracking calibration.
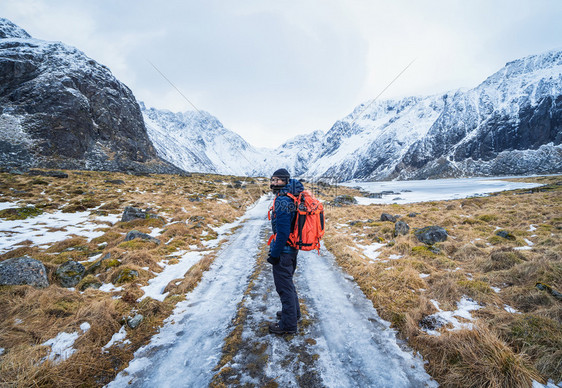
[28,170,68,178]
[56,260,85,288]
[414,226,448,245]
[105,179,125,185]
[121,206,158,222]
[124,230,161,245]
[114,269,139,284]
[127,314,144,329]
[394,220,410,236]
[0,256,49,288]
[380,213,397,222]
[84,253,111,276]
[496,230,516,240]
[331,195,358,206]
[408,212,420,218]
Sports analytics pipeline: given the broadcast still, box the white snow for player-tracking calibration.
[356,242,385,260]
[102,326,129,352]
[0,348,4,356]
[491,286,501,293]
[42,322,90,364]
[423,297,483,336]
[0,202,120,254]
[139,250,211,302]
[108,196,271,387]
[98,283,122,293]
[533,379,562,388]
[297,247,437,386]
[419,273,431,279]
[504,305,520,314]
[348,176,543,205]
[528,224,537,231]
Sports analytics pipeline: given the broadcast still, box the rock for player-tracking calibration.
[496,230,516,240]
[28,170,68,178]
[84,253,111,275]
[55,260,85,288]
[127,314,144,329]
[535,282,562,301]
[105,179,125,185]
[330,195,357,207]
[380,213,397,222]
[121,206,158,222]
[364,192,383,198]
[0,256,49,288]
[114,268,139,284]
[394,220,410,236]
[408,212,420,218]
[124,230,161,245]
[414,226,448,245]
[77,275,102,291]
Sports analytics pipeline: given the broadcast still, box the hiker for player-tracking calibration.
[267,168,304,335]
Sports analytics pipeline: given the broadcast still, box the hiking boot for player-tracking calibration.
[276,311,301,320]
[268,322,296,335]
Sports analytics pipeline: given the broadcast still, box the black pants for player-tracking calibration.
[272,250,301,331]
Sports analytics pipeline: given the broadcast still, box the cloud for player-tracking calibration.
[1,0,562,148]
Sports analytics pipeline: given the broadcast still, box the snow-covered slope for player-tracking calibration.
[145,48,562,180]
[142,105,268,176]
[142,104,325,177]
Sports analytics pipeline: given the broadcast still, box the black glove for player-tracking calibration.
[267,254,280,265]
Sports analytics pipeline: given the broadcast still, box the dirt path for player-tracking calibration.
[108,196,436,387]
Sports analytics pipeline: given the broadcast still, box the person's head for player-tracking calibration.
[270,168,290,193]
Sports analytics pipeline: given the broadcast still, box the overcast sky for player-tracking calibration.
[2,0,562,148]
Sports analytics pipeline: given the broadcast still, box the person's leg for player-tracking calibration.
[272,251,298,331]
[292,253,301,320]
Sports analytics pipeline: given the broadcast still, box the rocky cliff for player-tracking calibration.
[0,18,182,174]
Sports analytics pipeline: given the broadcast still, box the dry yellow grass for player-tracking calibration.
[322,175,562,385]
[0,169,269,386]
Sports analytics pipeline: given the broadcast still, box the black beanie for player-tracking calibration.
[271,168,290,183]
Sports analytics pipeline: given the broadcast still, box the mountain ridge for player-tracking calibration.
[145,47,561,180]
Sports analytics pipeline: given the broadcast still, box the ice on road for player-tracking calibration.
[108,196,271,387]
[299,248,436,387]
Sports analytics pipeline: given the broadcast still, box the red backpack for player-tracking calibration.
[268,190,325,253]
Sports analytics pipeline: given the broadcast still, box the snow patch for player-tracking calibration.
[139,250,210,302]
[423,297,483,336]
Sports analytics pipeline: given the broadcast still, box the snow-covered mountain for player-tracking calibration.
[146,48,561,181]
[142,104,325,177]
[0,18,180,174]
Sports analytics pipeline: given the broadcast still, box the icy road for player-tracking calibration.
[108,195,436,387]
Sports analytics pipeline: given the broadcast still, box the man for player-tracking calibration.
[268,168,304,335]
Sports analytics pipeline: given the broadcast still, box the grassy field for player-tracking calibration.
[0,170,268,387]
[0,170,560,387]
[323,175,561,387]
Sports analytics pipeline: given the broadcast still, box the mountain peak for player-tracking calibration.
[0,18,31,39]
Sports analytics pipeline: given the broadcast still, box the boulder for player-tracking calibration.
[56,260,85,288]
[84,253,111,276]
[127,314,144,329]
[414,226,448,245]
[114,269,139,284]
[121,206,158,222]
[380,213,397,222]
[394,220,410,236]
[105,179,125,185]
[408,212,420,218]
[496,230,516,241]
[0,256,49,288]
[124,230,161,245]
[332,195,357,206]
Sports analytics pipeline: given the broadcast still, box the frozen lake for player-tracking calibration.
[343,176,544,205]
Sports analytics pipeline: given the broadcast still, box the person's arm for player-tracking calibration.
[269,196,292,258]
